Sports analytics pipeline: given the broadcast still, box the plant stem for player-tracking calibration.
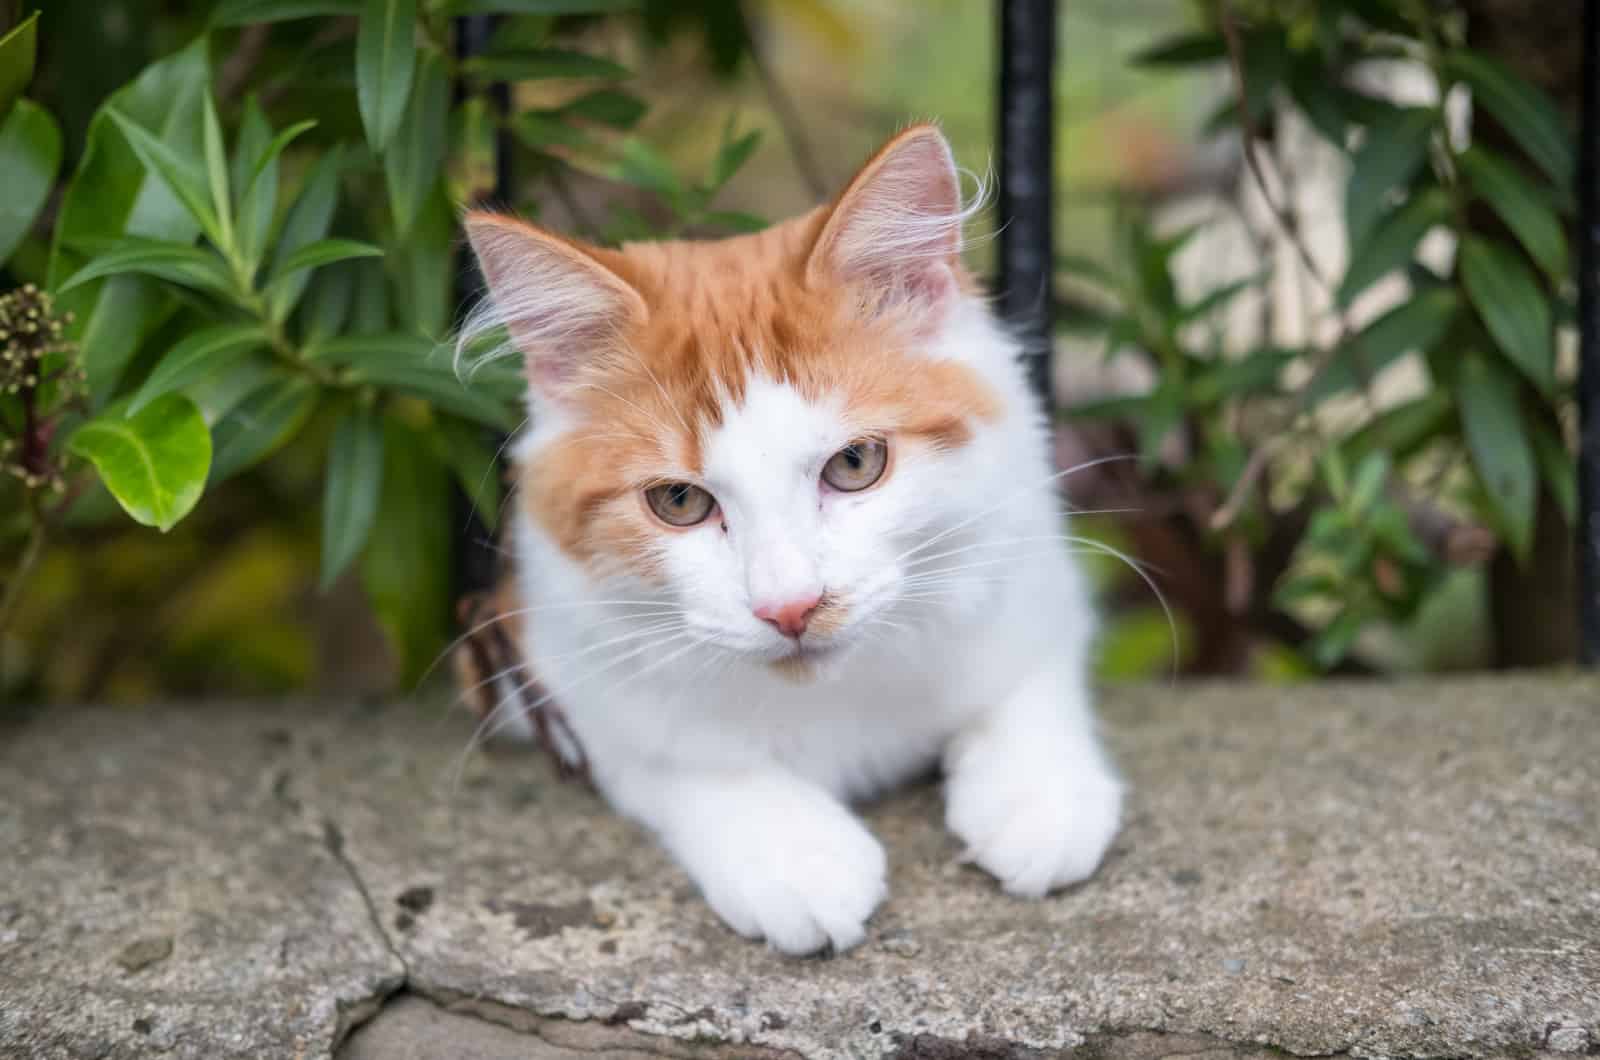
[0,492,46,637]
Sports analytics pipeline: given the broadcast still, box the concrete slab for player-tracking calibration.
[2,676,1596,1059]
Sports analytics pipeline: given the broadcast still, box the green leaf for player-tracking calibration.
[0,99,61,264]
[1135,383,1182,468]
[1287,56,1348,149]
[560,88,646,128]
[349,258,391,333]
[230,97,275,268]
[709,128,761,191]
[357,0,417,152]
[700,210,768,234]
[267,238,384,293]
[1061,393,1146,422]
[609,136,681,198]
[0,11,39,123]
[1129,32,1224,67]
[513,111,594,150]
[1344,391,1452,465]
[107,106,227,249]
[348,363,519,430]
[67,393,212,532]
[1368,502,1432,568]
[1340,0,1415,34]
[1531,416,1576,526]
[1274,572,1340,610]
[321,406,385,590]
[361,415,451,688]
[1338,187,1451,307]
[211,0,362,24]
[438,0,637,12]
[296,258,358,345]
[1319,446,1350,503]
[449,96,498,203]
[266,144,344,320]
[1238,29,1288,123]
[390,186,454,335]
[208,375,319,483]
[57,238,236,298]
[1308,605,1366,669]
[1179,271,1263,323]
[128,323,271,415]
[385,50,449,234]
[1348,452,1389,517]
[1458,350,1535,561]
[49,38,211,402]
[1457,146,1569,278]
[1344,106,1435,256]
[243,118,318,197]
[433,418,505,533]
[464,49,630,81]
[1307,286,1459,402]
[201,94,235,254]
[1445,50,1574,200]
[1189,347,1296,404]
[308,333,520,427]
[1055,253,1119,290]
[182,350,279,425]
[1458,235,1554,394]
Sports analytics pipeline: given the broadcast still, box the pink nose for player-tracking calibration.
[753,594,821,638]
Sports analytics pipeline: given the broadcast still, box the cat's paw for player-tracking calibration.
[945,754,1122,898]
[680,796,888,956]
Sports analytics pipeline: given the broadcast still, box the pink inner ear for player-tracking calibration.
[463,215,645,407]
[811,127,965,317]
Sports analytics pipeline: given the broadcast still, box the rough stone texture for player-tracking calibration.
[2,676,1597,1059]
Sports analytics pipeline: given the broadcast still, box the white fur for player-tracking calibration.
[501,294,1123,955]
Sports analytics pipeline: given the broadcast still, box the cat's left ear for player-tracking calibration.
[806,123,964,318]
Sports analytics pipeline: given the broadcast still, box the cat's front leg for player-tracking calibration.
[604,765,887,955]
[943,665,1123,897]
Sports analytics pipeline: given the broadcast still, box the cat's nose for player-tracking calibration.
[753,593,821,638]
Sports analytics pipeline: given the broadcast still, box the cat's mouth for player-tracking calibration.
[769,631,846,662]
[766,638,842,681]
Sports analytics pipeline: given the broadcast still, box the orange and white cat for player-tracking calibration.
[458,124,1122,955]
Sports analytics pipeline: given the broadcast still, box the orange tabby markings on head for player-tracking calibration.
[466,124,1002,577]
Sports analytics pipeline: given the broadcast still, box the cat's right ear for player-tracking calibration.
[462,213,647,403]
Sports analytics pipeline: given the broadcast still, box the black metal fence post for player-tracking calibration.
[1579,0,1600,664]
[996,0,1057,413]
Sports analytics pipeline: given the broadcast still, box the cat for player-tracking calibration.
[456,123,1123,956]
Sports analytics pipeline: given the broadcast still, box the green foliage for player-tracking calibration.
[1084,0,1575,670]
[69,395,213,533]
[0,100,59,265]
[0,11,39,123]
[0,1,766,690]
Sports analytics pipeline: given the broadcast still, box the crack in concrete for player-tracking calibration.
[319,817,409,1050]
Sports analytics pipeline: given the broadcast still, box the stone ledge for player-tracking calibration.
[1,676,1596,1059]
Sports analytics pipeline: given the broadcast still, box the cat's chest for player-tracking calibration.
[703,657,972,797]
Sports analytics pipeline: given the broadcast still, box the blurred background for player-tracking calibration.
[0,0,1583,705]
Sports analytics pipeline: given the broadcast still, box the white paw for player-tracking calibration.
[678,795,888,956]
[946,754,1123,898]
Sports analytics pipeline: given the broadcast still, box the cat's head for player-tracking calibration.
[462,124,1012,672]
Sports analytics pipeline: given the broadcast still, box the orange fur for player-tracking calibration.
[475,125,1003,576]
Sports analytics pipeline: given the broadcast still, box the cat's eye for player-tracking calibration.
[644,482,717,527]
[821,438,889,492]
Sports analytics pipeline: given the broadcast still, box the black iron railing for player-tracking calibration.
[1579,0,1600,664]
[996,0,1058,415]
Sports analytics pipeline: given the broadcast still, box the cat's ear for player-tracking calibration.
[462,212,646,403]
[806,123,964,318]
